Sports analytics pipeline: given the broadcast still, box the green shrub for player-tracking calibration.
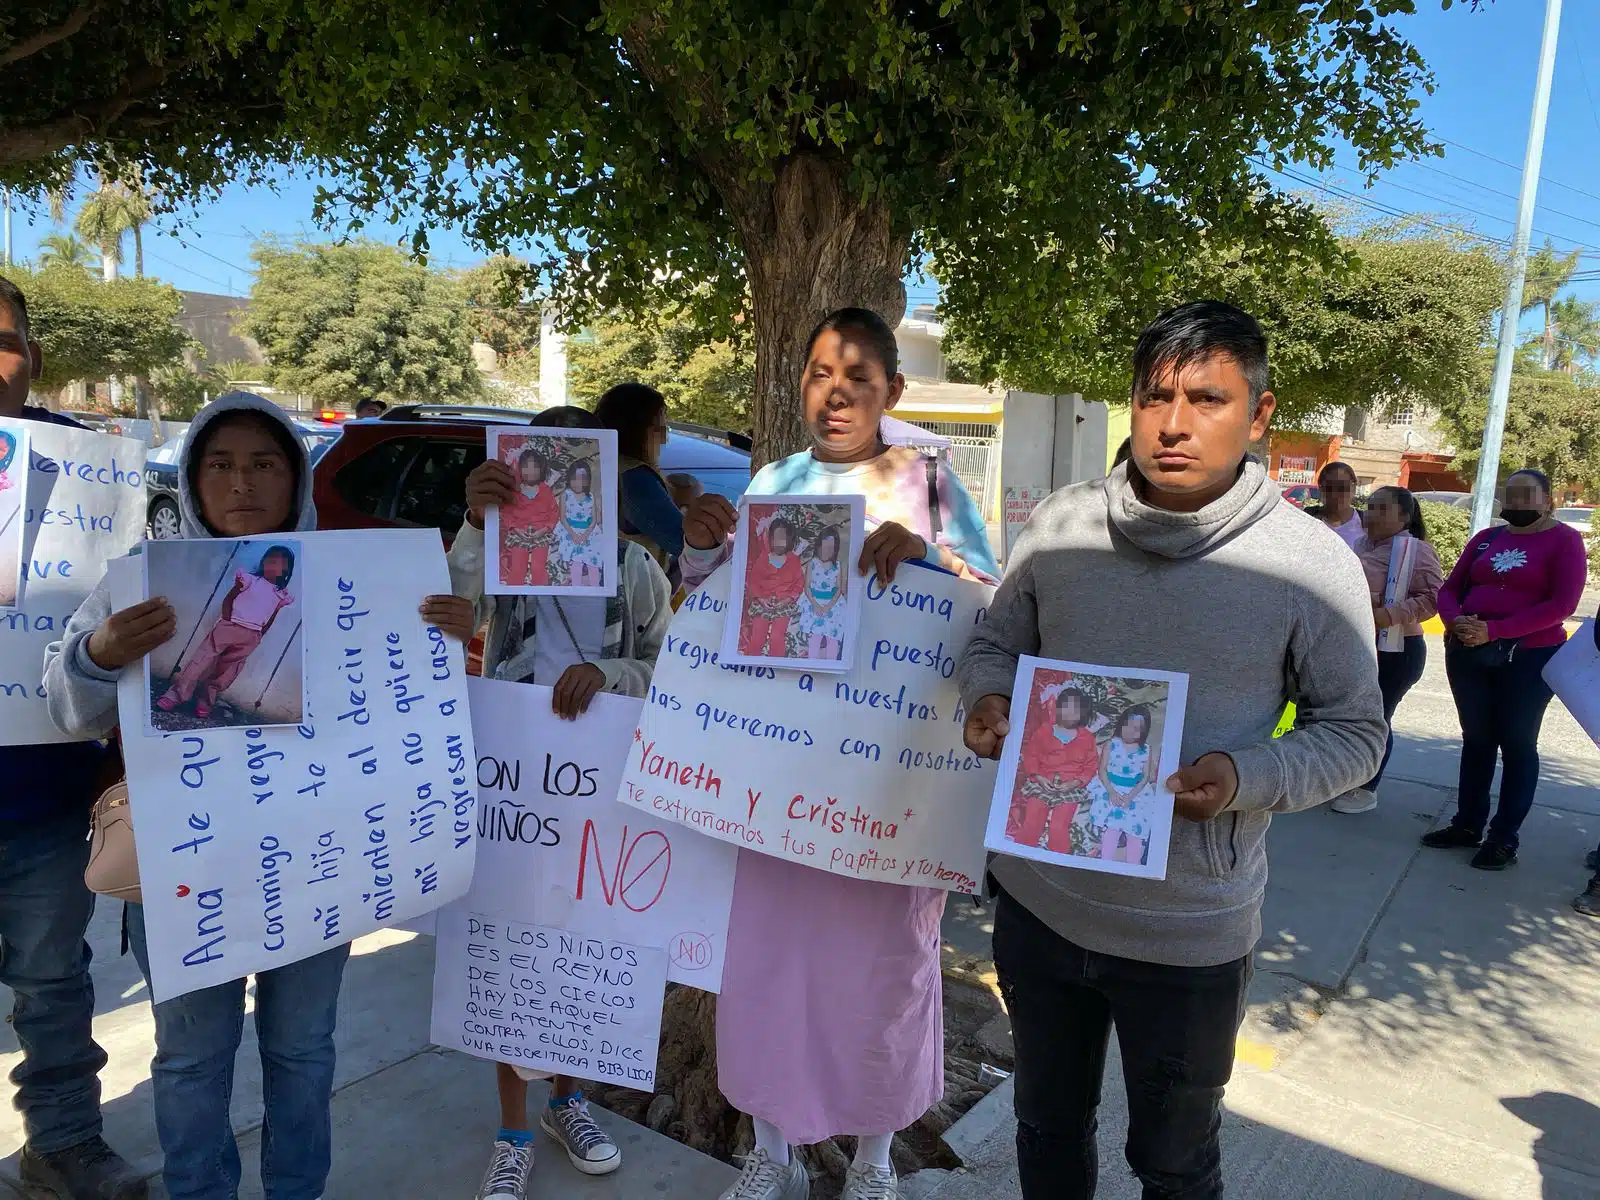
[1419,500,1471,572]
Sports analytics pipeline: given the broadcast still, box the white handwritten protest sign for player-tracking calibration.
[1,425,146,745]
[110,528,478,1001]
[457,679,735,987]
[617,562,996,894]
[1545,619,1600,748]
[431,911,669,1090]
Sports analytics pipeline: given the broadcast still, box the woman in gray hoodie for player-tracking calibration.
[42,394,343,1200]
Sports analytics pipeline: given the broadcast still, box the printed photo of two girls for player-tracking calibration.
[485,428,619,598]
[722,495,866,673]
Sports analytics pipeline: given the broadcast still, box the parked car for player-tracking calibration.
[147,422,342,539]
[1412,490,1503,520]
[310,404,753,544]
[1555,506,1593,535]
[1281,483,1320,509]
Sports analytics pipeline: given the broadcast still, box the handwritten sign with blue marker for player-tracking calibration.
[615,562,996,894]
[107,529,478,1002]
[0,424,147,745]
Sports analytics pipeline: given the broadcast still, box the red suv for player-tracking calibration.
[312,403,753,543]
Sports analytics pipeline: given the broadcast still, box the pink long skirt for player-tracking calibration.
[715,849,946,1143]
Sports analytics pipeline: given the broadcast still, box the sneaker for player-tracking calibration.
[1330,788,1377,815]
[154,695,178,712]
[1572,878,1600,917]
[841,1161,900,1200]
[19,1137,147,1199]
[717,1148,810,1200]
[1470,842,1517,871]
[475,1138,534,1200]
[1421,824,1482,850]
[540,1094,621,1176]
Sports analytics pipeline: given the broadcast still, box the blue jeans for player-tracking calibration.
[126,903,349,1200]
[993,888,1251,1199]
[1445,640,1561,851]
[0,805,106,1154]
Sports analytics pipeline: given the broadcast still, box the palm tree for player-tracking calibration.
[1520,239,1584,370]
[1549,295,1600,374]
[37,233,94,270]
[74,167,152,281]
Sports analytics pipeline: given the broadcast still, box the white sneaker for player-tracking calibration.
[476,1138,533,1199]
[540,1094,622,1175]
[717,1148,810,1200]
[1331,788,1377,814]
[841,1161,899,1200]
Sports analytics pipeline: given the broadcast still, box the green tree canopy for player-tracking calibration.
[1436,351,1600,494]
[568,315,755,433]
[241,240,483,407]
[945,217,1506,427]
[3,2,1447,464]
[2,264,191,388]
[457,255,542,365]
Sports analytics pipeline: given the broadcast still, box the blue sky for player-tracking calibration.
[6,1,1598,324]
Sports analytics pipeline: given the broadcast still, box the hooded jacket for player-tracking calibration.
[958,459,1386,967]
[42,393,316,740]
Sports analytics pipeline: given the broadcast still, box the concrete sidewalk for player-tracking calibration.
[2,641,1595,1198]
[926,642,1600,1199]
[0,923,734,1198]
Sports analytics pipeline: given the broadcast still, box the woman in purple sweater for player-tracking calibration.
[1424,469,1588,870]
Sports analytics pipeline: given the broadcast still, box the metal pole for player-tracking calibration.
[1472,0,1562,534]
[2,187,11,268]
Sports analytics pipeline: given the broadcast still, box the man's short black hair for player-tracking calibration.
[355,398,388,415]
[0,275,30,341]
[1130,300,1270,410]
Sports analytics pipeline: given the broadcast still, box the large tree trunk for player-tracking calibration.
[735,156,908,468]
[133,222,144,279]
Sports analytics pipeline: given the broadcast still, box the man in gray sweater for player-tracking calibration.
[958,301,1385,1200]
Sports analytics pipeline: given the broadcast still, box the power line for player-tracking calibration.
[1438,137,1600,207]
[143,248,239,294]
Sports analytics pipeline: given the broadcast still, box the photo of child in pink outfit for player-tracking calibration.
[146,539,305,732]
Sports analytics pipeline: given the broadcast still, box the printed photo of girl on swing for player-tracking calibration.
[143,537,306,733]
[984,655,1189,880]
[483,426,619,598]
[721,494,866,672]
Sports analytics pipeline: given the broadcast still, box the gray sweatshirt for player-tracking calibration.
[42,393,318,739]
[958,459,1386,967]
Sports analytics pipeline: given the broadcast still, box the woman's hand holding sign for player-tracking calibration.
[419,594,477,645]
[87,598,176,671]
[683,493,738,551]
[859,521,927,584]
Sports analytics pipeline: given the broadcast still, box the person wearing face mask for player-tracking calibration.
[1330,486,1443,814]
[1425,468,1588,870]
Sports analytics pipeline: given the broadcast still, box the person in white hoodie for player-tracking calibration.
[41,394,345,1200]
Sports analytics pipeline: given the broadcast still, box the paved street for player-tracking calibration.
[1,636,1595,1198]
[929,638,1600,1200]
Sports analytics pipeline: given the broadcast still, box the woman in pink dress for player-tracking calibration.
[679,308,1000,1200]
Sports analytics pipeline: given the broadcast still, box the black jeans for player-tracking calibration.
[992,888,1251,1200]
[1368,635,1427,790]
[1444,639,1561,851]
